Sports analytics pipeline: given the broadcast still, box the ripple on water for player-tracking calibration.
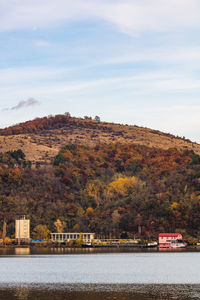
[0,284,199,300]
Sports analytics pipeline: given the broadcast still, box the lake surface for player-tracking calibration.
[0,248,199,300]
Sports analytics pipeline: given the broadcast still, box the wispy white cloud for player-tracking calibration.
[0,0,200,35]
[33,40,52,47]
[97,47,200,66]
[0,67,199,101]
[99,0,200,35]
[0,66,72,85]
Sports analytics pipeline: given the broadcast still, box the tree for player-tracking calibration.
[36,162,40,169]
[65,112,71,117]
[112,210,120,225]
[33,225,50,240]
[54,219,64,233]
[86,207,94,218]
[94,116,100,122]
[108,176,139,196]
[2,220,7,242]
[84,116,92,120]
[4,237,11,244]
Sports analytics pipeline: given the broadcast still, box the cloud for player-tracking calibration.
[0,66,73,86]
[10,98,39,110]
[97,47,200,67]
[0,0,200,35]
[33,40,52,47]
[99,0,200,35]
[1,69,200,103]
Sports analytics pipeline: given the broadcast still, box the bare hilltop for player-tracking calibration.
[0,114,199,164]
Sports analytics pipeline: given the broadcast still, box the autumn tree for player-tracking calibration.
[33,225,50,240]
[54,219,65,233]
[108,176,139,196]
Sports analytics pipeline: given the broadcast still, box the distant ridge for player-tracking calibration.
[0,114,199,163]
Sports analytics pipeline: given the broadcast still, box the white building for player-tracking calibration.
[15,216,30,242]
[51,232,95,243]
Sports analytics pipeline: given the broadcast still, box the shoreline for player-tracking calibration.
[0,244,199,250]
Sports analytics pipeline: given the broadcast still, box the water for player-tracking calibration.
[0,248,199,299]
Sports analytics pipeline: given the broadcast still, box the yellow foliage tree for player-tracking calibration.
[86,183,99,198]
[4,237,11,244]
[33,225,50,240]
[54,219,64,233]
[171,202,179,209]
[108,176,138,196]
[86,207,94,218]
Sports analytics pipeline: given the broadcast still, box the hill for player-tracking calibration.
[0,144,199,239]
[0,114,199,164]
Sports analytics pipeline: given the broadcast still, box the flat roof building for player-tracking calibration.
[51,232,95,243]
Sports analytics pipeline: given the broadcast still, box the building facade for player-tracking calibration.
[158,233,183,248]
[51,232,95,243]
[15,216,30,242]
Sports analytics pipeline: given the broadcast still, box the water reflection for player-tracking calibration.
[14,286,30,300]
[15,248,30,255]
[0,246,198,256]
[50,247,95,254]
[158,247,186,252]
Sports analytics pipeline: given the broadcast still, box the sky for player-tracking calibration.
[0,0,200,142]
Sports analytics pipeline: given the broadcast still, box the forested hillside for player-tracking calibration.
[0,144,200,239]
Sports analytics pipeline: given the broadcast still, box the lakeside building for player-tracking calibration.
[15,215,30,243]
[51,232,95,243]
[158,233,183,248]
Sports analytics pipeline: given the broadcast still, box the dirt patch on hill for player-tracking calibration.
[0,120,199,164]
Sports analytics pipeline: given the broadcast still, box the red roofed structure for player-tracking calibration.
[159,233,180,238]
[158,233,183,248]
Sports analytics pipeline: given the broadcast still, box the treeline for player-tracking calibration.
[0,144,200,239]
[0,114,102,136]
[0,113,188,144]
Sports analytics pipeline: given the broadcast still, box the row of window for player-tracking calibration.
[160,236,177,239]
[51,234,92,240]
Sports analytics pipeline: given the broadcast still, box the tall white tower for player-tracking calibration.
[15,215,30,243]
